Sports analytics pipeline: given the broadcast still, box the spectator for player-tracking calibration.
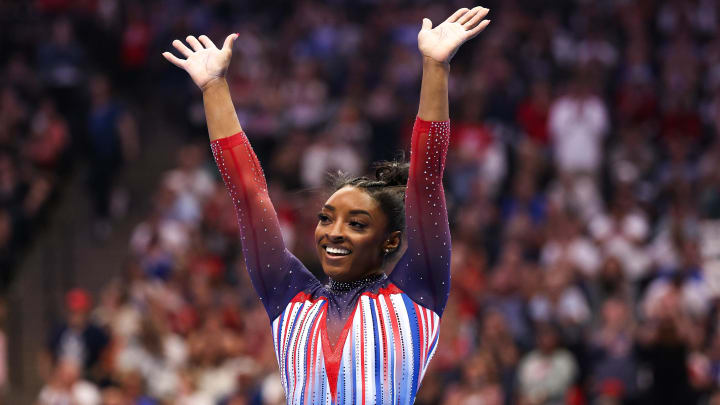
[46,289,110,378]
[548,76,609,178]
[36,359,101,405]
[588,298,638,402]
[517,323,578,405]
[86,74,138,237]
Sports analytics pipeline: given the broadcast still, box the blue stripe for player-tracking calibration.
[402,294,422,400]
[351,318,357,405]
[370,299,382,404]
[275,311,285,360]
[275,308,285,368]
[426,324,440,368]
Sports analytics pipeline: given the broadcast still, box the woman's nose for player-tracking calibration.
[327,222,344,241]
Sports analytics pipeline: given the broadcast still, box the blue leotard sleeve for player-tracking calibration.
[389,117,452,315]
[211,133,317,320]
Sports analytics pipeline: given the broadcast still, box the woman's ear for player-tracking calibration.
[383,230,402,253]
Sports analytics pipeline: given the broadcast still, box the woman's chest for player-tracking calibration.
[270,286,441,405]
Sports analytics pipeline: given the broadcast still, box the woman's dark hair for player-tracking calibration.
[331,160,409,237]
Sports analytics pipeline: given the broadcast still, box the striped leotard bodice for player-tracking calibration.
[211,118,451,404]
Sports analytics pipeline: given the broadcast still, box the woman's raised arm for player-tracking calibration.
[390,7,490,316]
[163,35,317,319]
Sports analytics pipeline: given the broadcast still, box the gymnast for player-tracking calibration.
[163,6,490,404]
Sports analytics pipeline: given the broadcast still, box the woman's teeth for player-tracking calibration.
[325,246,351,256]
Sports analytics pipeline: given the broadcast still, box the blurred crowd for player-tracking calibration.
[0,0,140,290]
[13,0,720,404]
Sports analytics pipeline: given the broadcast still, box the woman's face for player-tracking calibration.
[315,186,395,282]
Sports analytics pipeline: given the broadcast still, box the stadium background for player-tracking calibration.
[2,0,720,404]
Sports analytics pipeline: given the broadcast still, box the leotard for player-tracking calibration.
[211,117,451,405]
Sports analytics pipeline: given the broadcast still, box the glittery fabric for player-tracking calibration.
[328,273,387,293]
[211,117,451,404]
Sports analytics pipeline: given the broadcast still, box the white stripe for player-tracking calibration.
[361,296,376,402]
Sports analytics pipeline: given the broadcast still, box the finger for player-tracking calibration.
[221,33,238,51]
[463,8,489,29]
[446,8,469,23]
[198,35,217,49]
[466,19,491,40]
[421,18,433,31]
[186,35,204,51]
[162,52,186,68]
[457,6,480,25]
[172,39,193,57]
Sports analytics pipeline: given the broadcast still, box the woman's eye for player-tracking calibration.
[350,221,367,229]
[317,213,330,223]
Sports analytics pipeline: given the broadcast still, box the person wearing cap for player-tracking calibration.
[45,288,109,378]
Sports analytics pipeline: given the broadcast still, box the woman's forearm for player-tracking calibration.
[202,78,243,141]
[417,56,450,121]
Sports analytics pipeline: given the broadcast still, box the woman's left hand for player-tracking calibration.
[417,6,490,65]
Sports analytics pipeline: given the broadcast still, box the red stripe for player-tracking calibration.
[291,291,314,303]
[429,310,435,341]
[358,283,403,298]
[321,305,355,403]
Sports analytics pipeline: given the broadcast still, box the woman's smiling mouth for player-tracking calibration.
[324,245,352,256]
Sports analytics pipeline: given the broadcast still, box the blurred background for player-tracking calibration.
[1,0,720,404]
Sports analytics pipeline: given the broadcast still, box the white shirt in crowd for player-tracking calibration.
[549,94,609,175]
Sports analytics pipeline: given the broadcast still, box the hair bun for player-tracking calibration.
[373,161,409,187]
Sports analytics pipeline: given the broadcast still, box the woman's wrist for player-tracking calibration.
[201,76,228,93]
[422,56,451,71]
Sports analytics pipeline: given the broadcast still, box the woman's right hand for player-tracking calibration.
[162,34,238,91]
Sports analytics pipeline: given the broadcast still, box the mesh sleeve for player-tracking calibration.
[389,118,451,315]
[211,132,317,319]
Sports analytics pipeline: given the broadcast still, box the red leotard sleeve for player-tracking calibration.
[389,118,452,315]
[211,132,317,319]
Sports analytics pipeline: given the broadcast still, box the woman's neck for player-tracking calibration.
[327,272,386,293]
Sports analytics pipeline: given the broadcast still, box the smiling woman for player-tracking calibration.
[163,6,490,404]
[316,163,409,281]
